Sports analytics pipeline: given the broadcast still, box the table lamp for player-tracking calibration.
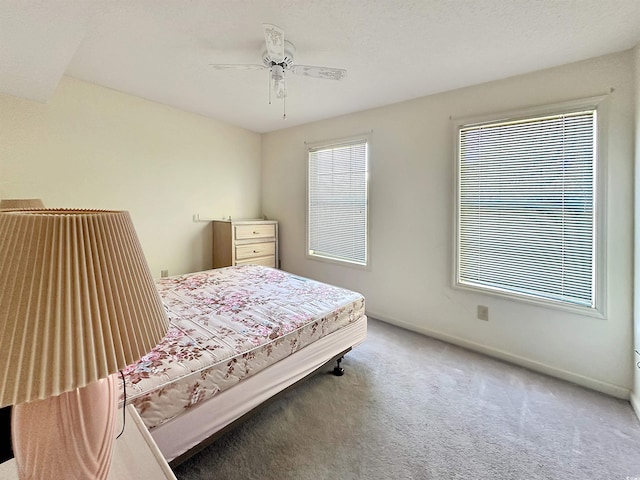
[0,198,45,465]
[0,198,45,209]
[0,209,169,480]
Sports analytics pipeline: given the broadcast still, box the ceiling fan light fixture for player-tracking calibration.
[271,65,286,99]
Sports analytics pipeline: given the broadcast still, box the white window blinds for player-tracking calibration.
[457,110,597,308]
[308,138,368,266]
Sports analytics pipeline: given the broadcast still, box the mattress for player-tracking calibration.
[121,265,365,430]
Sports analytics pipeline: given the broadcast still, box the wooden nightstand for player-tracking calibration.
[0,405,176,479]
[212,219,279,268]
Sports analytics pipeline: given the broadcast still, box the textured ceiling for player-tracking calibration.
[2,0,640,133]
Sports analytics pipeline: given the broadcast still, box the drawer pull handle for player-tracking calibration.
[253,250,259,253]
[252,231,259,234]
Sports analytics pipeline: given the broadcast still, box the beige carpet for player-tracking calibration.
[173,318,640,480]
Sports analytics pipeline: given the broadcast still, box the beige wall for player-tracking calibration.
[263,50,636,397]
[633,44,640,413]
[0,76,262,278]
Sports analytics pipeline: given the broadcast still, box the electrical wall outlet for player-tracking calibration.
[161,270,169,278]
[477,305,489,321]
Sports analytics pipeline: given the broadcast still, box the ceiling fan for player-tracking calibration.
[210,24,347,118]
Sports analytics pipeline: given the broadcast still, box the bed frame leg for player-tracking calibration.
[332,356,345,376]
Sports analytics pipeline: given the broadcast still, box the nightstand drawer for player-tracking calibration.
[236,242,276,260]
[235,224,275,240]
[235,255,276,268]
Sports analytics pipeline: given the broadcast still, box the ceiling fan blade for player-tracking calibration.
[209,64,267,71]
[263,23,285,63]
[290,65,347,81]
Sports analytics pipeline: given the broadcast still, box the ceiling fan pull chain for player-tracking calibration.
[268,68,272,105]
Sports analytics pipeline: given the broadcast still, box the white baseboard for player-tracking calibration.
[630,392,640,421]
[366,310,631,400]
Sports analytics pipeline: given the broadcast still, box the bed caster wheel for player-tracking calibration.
[332,356,344,376]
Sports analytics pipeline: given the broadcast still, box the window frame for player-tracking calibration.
[306,133,371,269]
[453,96,608,317]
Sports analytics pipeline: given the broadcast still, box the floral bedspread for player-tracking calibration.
[121,265,365,429]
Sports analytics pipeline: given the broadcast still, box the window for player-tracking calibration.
[455,99,604,312]
[307,136,369,266]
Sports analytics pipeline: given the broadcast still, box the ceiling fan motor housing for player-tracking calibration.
[262,40,296,69]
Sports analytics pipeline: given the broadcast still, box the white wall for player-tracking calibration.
[633,44,640,413]
[263,51,636,397]
[0,76,262,278]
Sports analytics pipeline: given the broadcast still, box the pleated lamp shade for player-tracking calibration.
[0,198,45,210]
[0,209,169,407]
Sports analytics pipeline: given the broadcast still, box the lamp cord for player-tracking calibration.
[116,370,126,439]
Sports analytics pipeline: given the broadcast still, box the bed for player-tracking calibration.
[120,265,367,465]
